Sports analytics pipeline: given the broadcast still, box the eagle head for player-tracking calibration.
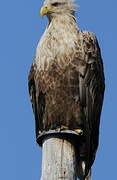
[40,0,77,18]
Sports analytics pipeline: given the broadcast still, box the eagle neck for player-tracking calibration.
[48,14,77,28]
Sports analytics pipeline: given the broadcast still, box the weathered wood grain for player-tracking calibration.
[40,137,77,180]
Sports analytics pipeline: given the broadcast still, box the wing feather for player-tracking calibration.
[79,31,105,174]
[28,63,45,138]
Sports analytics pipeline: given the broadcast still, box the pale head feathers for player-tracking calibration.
[40,0,78,19]
[43,0,76,6]
[37,0,79,71]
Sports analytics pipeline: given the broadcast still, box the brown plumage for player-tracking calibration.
[28,0,105,179]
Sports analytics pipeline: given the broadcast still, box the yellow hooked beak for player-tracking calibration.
[40,4,52,16]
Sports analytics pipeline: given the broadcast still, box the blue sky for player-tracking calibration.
[0,0,116,179]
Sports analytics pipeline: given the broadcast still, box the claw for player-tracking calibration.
[55,127,61,131]
[56,126,68,131]
[60,126,68,130]
[74,129,83,135]
[55,127,83,135]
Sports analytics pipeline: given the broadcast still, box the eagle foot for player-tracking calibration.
[56,126,69,131]
[74,129,83,135]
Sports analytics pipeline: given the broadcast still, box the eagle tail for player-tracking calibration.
[77,160,91,180]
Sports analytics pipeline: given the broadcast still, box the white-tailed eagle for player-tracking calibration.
[28,0,105,179]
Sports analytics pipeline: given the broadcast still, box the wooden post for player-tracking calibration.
[40,136,77,180]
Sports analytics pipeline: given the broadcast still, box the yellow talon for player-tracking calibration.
[56,126,68,131]
[60,126,68,130]
[74,129,83,135]
[55,127,61,131]
[55,127,83,135]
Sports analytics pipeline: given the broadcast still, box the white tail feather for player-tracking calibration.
[77,161,91,180]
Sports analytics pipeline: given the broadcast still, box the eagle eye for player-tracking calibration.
[51,2,61,7]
